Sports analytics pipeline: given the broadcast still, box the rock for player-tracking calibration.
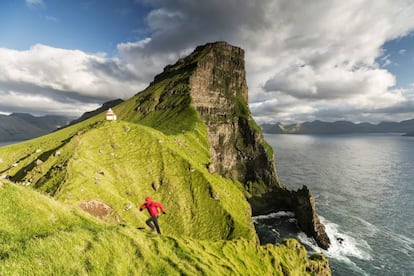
[123,203,132,211]
[292,186,331,250]
[35,159,43,165]
[79,200,122,224]
[249,186,331,250]
[187,42,280,189]
[54,151,61,156]
[97,169,105,175]
[209,187,220,200]
[152,181,160,191]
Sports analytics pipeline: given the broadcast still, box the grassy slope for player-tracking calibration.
[0,118,330,274]
[0,53,330,274]
[0,181,329,275]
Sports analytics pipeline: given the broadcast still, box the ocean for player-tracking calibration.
[254,133,414,275]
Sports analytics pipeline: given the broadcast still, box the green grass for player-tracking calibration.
[0,181,329,275]
[0,119,330,275]
[0,44,330,274]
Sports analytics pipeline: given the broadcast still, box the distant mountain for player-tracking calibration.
[261,119,414,135]
[0,113,72,142]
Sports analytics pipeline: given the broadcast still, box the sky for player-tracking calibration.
[1,0,414,124]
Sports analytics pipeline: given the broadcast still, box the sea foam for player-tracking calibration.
[297,215,373,274]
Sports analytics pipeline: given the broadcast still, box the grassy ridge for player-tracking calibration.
[0,118,330,275]
[0,44,330,274]
[1,119,254,241]
[0,181,329,275]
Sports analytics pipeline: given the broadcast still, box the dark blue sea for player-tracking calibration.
[255,133,414,276]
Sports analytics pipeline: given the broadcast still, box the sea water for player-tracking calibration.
[254,133,414,275]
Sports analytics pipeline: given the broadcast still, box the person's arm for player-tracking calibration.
[139,203,147,211]
[157,202,165,214]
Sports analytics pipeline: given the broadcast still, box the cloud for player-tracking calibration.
[4,0,414,123]
[26,0,44,7]
[399,49,407,55]
[0,44,145,116]
[45,15,58,22]
[118,0,414,123]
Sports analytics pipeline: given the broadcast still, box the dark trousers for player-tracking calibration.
[146,216,161,234]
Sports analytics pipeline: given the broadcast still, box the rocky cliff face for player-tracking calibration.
[122,41,330,249]
[150,42,280,189]
[189,42,280,188]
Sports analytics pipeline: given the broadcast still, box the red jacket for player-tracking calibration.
[140,196,165,217]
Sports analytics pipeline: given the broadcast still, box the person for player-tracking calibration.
[139,196,165,234]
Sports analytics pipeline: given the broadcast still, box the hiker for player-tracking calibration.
[139,196,165,234]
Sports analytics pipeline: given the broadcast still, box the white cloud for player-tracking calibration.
[45,15,58,22]
[115,0,414,123]
[0,44,145,116]
[4,0,414,123]
[26,0,44,7]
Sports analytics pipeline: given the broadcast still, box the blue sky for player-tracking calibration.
[0,0,148,54]
[1,0,414,124]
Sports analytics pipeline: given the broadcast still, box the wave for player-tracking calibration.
[252,211,295,222]
[296,216,372,275]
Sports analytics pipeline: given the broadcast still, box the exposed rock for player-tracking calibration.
[153,41,280,189]
[79,199,122,224]
[152,181,160,191]
[209,187,220,200]
[123,41,330,249]
[249,186,331,250]
[292,186,330,250]
[35,159,43,166]
[184,42,329,248]
[123,203,132,211]
[97,169,105,175]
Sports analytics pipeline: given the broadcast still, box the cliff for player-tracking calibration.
[149,42,279,189]
[133,41,329,248]
[0,42,331,274]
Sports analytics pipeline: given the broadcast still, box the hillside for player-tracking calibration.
[0,42,331,274]
[262,119,414,134]
[0,180,328,275]
[67,99,124,126]
[0,113,71,142]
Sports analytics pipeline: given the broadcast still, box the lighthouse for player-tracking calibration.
[106,108,117,121]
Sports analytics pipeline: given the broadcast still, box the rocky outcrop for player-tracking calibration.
[188,42,280,188]
[249,186,331,250]
[151,42,280,188]
[292,186,330,249]
[130,41,330,249]
[79,199,123,224]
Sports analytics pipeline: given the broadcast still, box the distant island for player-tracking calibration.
[261,119,414,136]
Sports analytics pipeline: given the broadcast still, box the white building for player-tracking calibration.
[106,108,117,121]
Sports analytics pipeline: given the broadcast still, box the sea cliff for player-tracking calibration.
[0,42,331,275]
